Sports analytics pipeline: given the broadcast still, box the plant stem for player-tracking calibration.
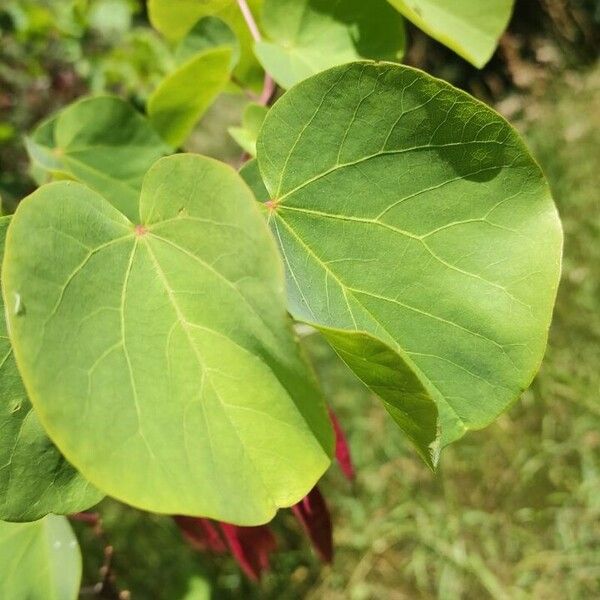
[236,0,261,42]
[236,0,276,106]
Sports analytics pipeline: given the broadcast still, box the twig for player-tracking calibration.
[236,0,276,107]
[71,512,130,599]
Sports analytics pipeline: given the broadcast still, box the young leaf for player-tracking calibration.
[25,96,171,222]
[0,217,102,522]
[255,62,562,451]
[386,0,515,68]
[175,516,277,580]
[148,0,264,91]
[327,407,354,481]
[3,154,333,525]
[228,102,268,156]
[148,46,233,147]
[175,16,240,67]
[218,522,277,581]
[0,515,82,600]
[254,0,405,89]
[291,486,333,563]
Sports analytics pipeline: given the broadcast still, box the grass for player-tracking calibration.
[73,64,600,599]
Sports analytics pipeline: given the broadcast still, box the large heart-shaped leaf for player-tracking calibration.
[0,217,102,522]
[0,515,82,600]
[387,0,514,68]
[149,0,264,91]
[25,96,171,222]
[255,62,562,455]
[148,46,233,147]
[254,0,405,89]
[3,154,333,525]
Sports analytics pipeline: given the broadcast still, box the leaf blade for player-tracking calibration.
[256,62,562,449]
[3,155,333,525]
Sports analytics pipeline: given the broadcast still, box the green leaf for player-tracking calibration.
[255,0,405,89]
[175,16,240,67]
[148,0,264,91]
[256,62,562,452]
[229,102,268,156]
[240,158,269,202]
[387,0,514,68]
[0,515,82,600]
[0,217,102,522]
[25,96,171,222]
[3,154,333,525]
[148,47,233,148]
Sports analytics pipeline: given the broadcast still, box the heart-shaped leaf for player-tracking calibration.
[148,46,233,147]
[3,154,333,525]
[0,515,82,600]
[229,103,268,157]
[175,16,240,67]
[254,0,405,89]
[0,217,102,522]
[149,0,264,91]
[255,62,562,454]
[25,96,171,222]
[387,0,514,67]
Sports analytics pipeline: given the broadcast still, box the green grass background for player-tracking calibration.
[72,65,600,600]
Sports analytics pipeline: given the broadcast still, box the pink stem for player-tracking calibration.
[236,0,261,42]
[236,0,276,106]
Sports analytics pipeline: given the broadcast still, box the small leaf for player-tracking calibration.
[174,516,228,553]
[255,0,405,89]
[148,46,233,147]
[228,103,268,156]
[219,522,277,581]
[25,96,171,222]
[256,62,562,452]
[0,515,82,600]
[175,16,240,67]
[3,154,333,525]
[0,217,102,522]
[175,515,276,580]
[292,486,333,563]
[387,0,515,68]
[148,0,264,91]
[327,406,354,481]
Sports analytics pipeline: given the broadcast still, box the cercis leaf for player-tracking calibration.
[291,486,333,563]
[25,96,171,222]
[3,154,333,525]
[255,62,562,455]
[148,46,233,147]
[254,0,405,89]
[0,515,82,600]
[228,102,268,157]
[148,0,264,91]
[175,16,240,67]
[175,515,277,581]
[386,0,515,68]
[327,407,354,481]
[0,217,102,522]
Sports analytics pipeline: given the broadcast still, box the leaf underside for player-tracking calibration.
[255,0,405,89]
[255,62,562,456]
[387,0,514,67]
[3,154,333,525]
[0,217,102,522]
[0,515,82,600]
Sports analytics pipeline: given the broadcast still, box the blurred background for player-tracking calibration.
[1,0,599,598]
